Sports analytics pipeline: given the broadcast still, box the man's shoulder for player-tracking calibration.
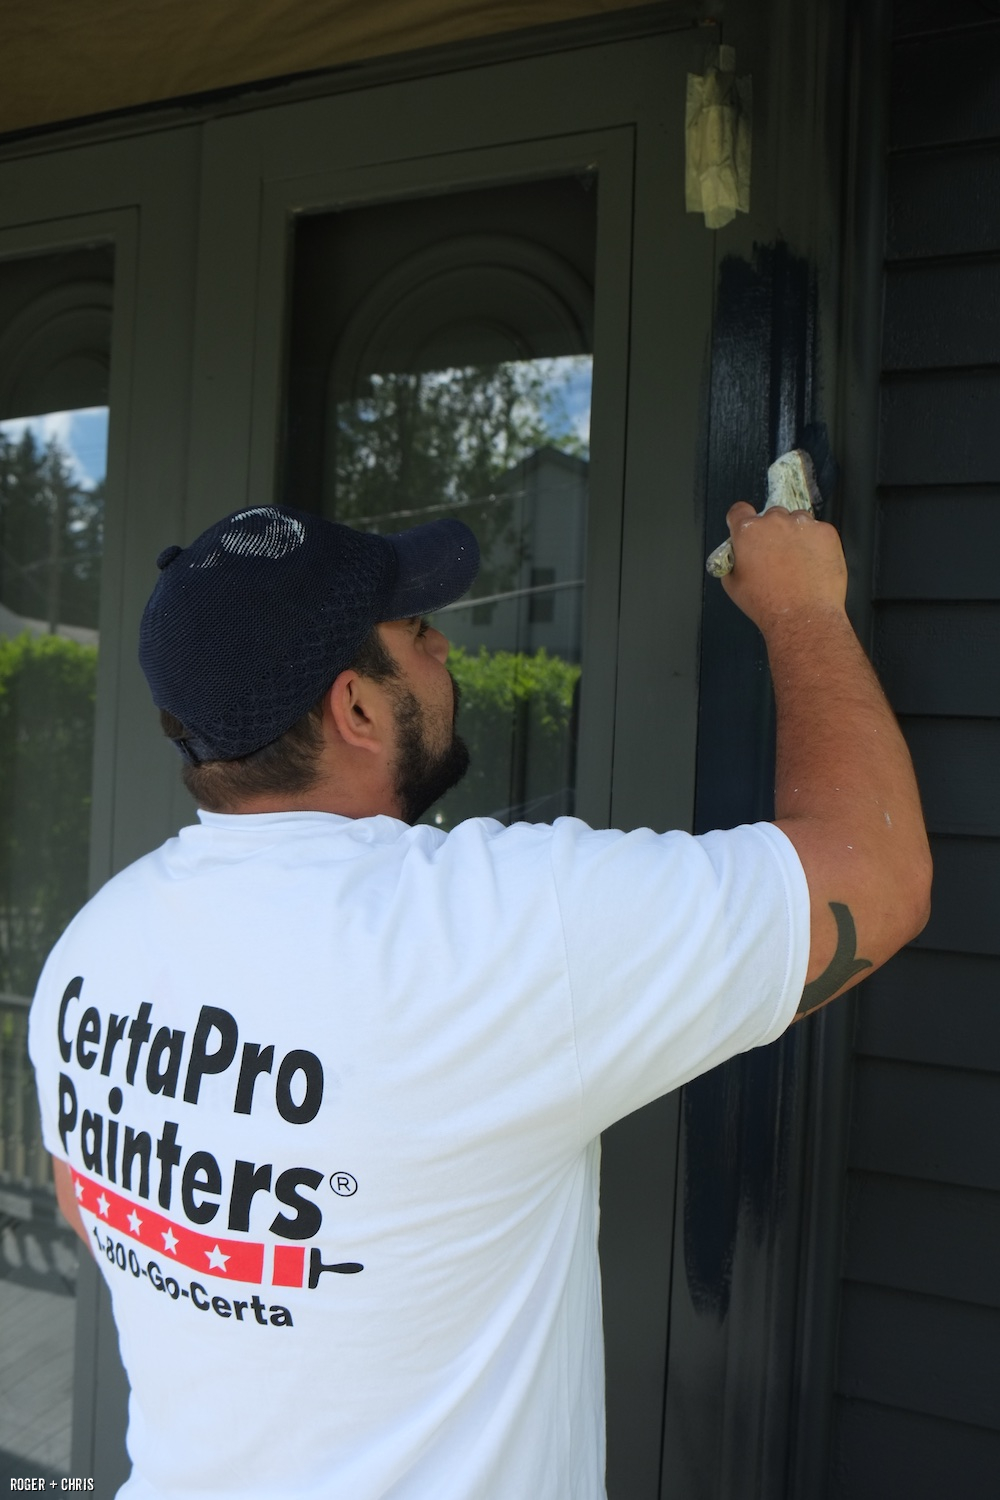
[42,839,176,949]
[432,813,598,865]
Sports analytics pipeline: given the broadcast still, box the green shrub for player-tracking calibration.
[0,632,97,996]
[0,636,580,986]
[435,646,581,829]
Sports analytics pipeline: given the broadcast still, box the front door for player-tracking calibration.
[0,133,199,1493]
[186,31,715,1494]
[1,25,717,1494]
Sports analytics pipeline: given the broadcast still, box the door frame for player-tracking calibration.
[185,31,717,1497]
[0,132,200,1491]
[1,25,718,1495]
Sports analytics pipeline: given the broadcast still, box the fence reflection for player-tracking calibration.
[0,991,49,1192]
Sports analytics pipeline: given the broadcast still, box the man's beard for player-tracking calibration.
[391,672,469,825]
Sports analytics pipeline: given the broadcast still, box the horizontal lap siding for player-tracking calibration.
[893,1,1000,41]
[844,1174,1000,1308]
[830,9,1000,1493]
[897,719,1000,833]
[890,25,1000,146]
[886,144,1000,259]
[855,948,1000,1068]
[876,604,1000,714]
[914,835,1000,954]
[832,1402,1000,1500]
[882,261,1000,368]
[849,1060,1000,1191]
[838,1285,1000,1429]
[876,490,1000,600]
[880,371,1000,485]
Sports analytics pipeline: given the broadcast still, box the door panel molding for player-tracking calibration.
[0,131,200,1489]
[248,129,634,830]
[1,28,718,1498]
[189,35,716,1500]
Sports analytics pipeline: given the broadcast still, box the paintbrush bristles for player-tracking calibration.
[764,449,820,516]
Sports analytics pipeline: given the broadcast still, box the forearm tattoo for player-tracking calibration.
[798,901,873,1015]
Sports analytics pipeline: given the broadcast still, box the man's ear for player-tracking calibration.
[325,669,388,755]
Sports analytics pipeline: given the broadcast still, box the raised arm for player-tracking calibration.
[721,502,932,1019]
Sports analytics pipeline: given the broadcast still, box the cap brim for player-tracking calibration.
[382,518,480,619]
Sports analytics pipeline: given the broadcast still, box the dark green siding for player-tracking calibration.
[830,3,1000,1490]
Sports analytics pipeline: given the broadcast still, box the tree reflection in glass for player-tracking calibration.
[331,357,591,829]
[0,420,103,998]
[0,409,105,1484]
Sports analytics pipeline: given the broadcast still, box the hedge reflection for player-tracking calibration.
[0,634,96,999]
[432,646,581,829]
[0,634,580,999]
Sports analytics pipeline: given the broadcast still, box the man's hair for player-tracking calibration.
[161,627,399,813]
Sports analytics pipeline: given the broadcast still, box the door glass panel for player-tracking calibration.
[0,246,111,1485]
[284,177,596,828]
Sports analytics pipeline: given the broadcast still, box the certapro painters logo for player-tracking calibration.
[53,976,362,1324]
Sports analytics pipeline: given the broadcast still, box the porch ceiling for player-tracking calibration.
[1,0,662,138]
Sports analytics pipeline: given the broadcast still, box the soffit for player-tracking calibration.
[2,0,662,137]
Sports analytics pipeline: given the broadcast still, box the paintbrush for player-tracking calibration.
[705,448,822,578]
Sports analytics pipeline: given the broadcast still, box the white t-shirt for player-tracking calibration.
[29,811,809,1500]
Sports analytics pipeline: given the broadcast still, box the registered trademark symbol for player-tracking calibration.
[329,1171,358,1197]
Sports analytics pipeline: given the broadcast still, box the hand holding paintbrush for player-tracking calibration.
[705,448,822,578]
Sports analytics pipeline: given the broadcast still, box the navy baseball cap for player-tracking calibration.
[139,505,479,764]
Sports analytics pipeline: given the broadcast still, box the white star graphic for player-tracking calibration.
[127,1210,143,1235]
[73,1179,84,1201]
[96,1193,110,1218]
[162,1227,179,1254]
[205,1244,230,1272]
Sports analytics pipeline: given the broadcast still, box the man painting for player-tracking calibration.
[29,500,930,1498]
